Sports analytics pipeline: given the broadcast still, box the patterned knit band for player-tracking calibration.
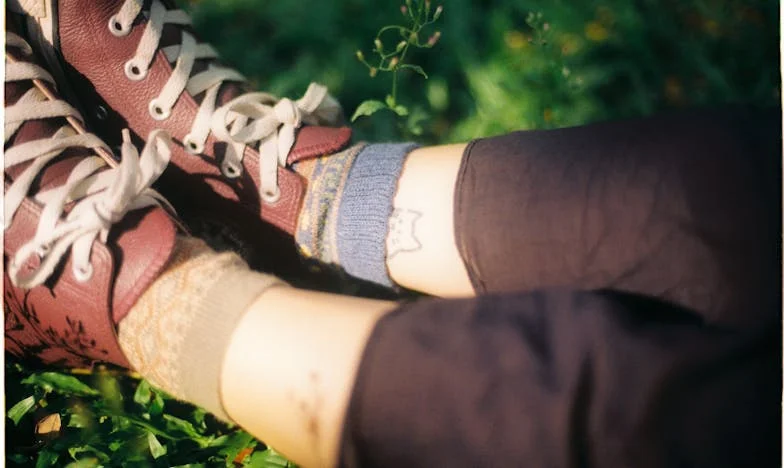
[295,143,419,287]
[295,144,366,264]
[118,237,284,421]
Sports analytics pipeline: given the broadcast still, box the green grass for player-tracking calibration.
[6,0,779,466]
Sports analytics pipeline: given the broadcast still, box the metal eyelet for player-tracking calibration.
[221,161,242,179]
[108,16,132,37]
[95,105,109,121]
[183,134,204,154]
[261,186,282,204]
[148,99,171,121]
[124,59,148,81]
[73,264,94,283]
[224,166,240,178]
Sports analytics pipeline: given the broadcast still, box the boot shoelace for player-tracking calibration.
[5,32,172,289]
[111,0,344,203]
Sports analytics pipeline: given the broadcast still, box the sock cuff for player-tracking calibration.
[179,265,285,421]
[295,143,367,263]
[336,143,419,287]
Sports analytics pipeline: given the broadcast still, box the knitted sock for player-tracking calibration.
[294,142,419,287]
[117,236,285,421]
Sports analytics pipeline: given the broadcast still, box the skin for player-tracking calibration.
[386,144,474,297]
[221,287,395,468]
[221,144,471,467]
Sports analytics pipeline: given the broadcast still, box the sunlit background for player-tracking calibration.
[187,0,779,143]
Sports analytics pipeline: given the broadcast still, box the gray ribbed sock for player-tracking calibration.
[294,143,418,287]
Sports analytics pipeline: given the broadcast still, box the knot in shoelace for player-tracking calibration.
[111,0,344,202]
[5,32,172,288]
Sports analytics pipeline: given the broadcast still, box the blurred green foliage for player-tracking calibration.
[6,0,779,466]
[187,0,778,142]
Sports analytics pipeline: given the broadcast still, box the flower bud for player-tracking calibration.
[356,50,365,61]
[427,31,442,46]
[374,39,383,51]
[433,5,443,20]
[369,67,378,77]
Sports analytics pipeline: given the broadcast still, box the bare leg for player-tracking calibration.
[222,288,394,467]
[386,144,474,297]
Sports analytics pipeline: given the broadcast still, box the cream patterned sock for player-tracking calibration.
[118,236,285,421]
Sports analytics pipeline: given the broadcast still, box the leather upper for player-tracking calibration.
[4,35,177,367]
[52,0,353,236]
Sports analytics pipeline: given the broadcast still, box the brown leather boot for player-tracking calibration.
[4,29,179,368]
[11,0,354,274]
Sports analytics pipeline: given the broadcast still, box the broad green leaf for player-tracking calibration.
[149,391,165,416]
[392,105,410,117]
[247,449,293,468]
[192,408,207,429]
[215,430,257,462]
[105,430,148,455]
[21,373,99,397]
[148,432,168,459]
[64,458,100,468]
[68,445,110,464]
[209,434,230,447]
[163,414,208,443]
[98,408,173,441]
[7,395,36,425]
[95,373,124,406]
[133,380,152,406]
[67,411,91,429]
[34,450,59,468]
[350,100,387,122]
[400,64,428,79]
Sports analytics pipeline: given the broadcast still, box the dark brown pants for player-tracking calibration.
[341,108,781,467]
[456,107,780,328]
